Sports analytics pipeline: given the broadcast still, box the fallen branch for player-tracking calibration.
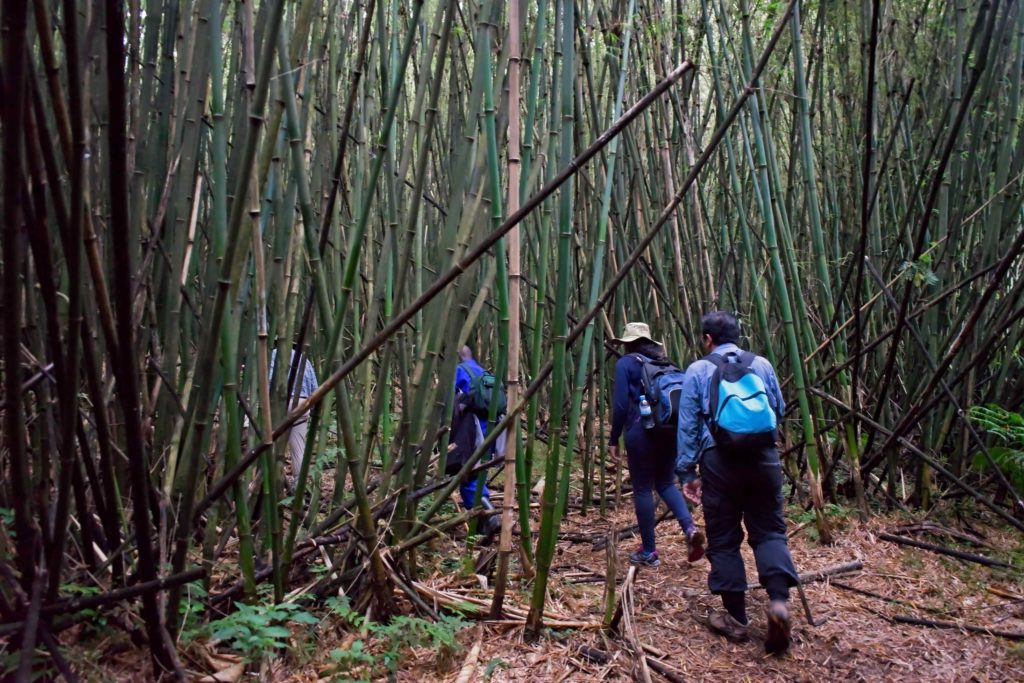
[830,580,947,616]
[577,645,610,664]
[592,511,671,550]
[755,560,863,590]
[22,567,205,621]
[410,580,601,629]
[878,533,1013,569]
[893,615,1024,640]
[894,522,989,548]
[209,530,354,606]
[393,508,498,556]
[644,655,686,683]
[795,560,864,585]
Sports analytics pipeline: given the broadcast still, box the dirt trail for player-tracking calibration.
[68,504,1023,681]
[404,506,1024,682]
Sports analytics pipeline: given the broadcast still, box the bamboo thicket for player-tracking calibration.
[2,0,1023,673]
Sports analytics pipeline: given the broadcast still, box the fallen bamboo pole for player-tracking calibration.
[752,560,864,590]
[810,387,1024,534]
[0,567,207,623]
[893,615,1024,640]
[878,534,1013,569]
[643,654,686,683]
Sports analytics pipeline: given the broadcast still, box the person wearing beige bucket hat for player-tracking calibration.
[608,322,705,567]
[612,321,662,346]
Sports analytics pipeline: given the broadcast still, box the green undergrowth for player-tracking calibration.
[180,593,468,681]
[323,596,468,682]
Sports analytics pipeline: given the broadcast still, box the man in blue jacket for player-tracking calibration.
[454,345,486,396]
[453,345,500,539]
[676,311,798,655]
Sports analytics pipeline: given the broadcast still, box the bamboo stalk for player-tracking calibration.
[490,0,523,619]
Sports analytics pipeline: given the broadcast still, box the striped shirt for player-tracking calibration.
[270,348,319,399]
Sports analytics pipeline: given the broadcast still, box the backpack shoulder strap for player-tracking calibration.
[701,354,724,419]
[736,350,756,370]
[632,354,652,393]
[459,361,482,377]
[702,352,727,364]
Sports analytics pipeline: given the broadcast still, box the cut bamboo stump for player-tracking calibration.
[454,629,482,683]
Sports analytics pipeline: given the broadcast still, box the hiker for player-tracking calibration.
[676,311,798,655]
[608,322,705,567]
[270,345,319,491]
[446,390,503,540]
[451,345,504,539]
[454,345,485,397]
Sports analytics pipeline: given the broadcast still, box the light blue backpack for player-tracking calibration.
[704,351,778,452]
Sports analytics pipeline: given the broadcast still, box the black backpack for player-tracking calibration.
[634,354,688,435]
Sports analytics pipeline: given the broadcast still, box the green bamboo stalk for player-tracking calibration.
[738,0,830,539]
[527,0,576,639]
[490,0,522,615]
[103,0,182,671]
[555,0,637,527]
[168,0,289,623]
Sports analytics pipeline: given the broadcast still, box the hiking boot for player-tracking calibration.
[481,514,502,540]
[765,600,791,655]
[629,548,660,567]
[686,528,706,563]
[707,611,749,642]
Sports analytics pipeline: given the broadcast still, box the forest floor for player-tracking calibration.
[60,492,1024,682]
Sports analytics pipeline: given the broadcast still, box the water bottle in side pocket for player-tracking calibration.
[639,394,655,429]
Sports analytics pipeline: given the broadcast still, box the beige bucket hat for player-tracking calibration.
[612,321,662,346]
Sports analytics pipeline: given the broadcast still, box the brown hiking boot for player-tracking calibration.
[686,528,706,563]
[765,600,791,655]
[707,611,749,643]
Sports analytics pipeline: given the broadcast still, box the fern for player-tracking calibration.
[324,597,467,680]
[968,404,1024,492]
[202,600,318,663]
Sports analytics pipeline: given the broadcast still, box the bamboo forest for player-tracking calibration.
[2,0,1024,679]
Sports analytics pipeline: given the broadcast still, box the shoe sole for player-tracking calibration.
[706,615,748,643]
[765,610,791,655]
[629,557,660,567]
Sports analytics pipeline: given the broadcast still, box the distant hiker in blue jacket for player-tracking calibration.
[455,345,486,397]
[453,345,500,540]
[676,311,798,655]
[609,322,705,568]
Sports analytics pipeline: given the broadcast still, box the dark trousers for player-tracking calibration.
[701,447,798,601]
[625,427,695,553]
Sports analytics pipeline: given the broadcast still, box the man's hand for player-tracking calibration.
[683,477,702,505]
[607,445,620,464]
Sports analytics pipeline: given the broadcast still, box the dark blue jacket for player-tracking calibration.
[609,354,649,446]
